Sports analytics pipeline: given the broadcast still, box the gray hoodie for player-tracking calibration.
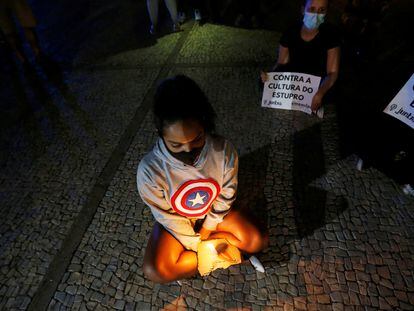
[137,135,238,251]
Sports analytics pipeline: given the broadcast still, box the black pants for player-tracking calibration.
[238,0,260,17]
[177,0,203,11]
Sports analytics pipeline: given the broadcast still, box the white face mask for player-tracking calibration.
[303,12,326,30]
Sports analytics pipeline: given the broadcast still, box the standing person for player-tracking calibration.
[177,0,203,24]
[146,0,180,35]
[137,75,268,283]
[234,0,261,28]
[261,0,341,114]
[0,0,42,64]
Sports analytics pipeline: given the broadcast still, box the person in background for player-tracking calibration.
[147,0,180,35]
[178,0,203,24]
[0,0,43,64]
[261,0,341,114]
[234,0,261,28]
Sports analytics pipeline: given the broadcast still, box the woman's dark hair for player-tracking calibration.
[303,0,330,7]
[153,75,216,135]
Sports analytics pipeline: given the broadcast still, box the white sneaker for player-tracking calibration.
[194,9,202,21]
[176,280,182,286]
[149,24,156,35]
[249,256,265,273]
[316,106,324,119]
[402,184,414,196]
[356,158,364,171]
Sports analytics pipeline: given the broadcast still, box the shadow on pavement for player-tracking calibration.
[237,145,292,266]
[0,50,47,165]
[31,0,159,66]
[1,48,99,150]
[293,123,348,238]
[237,145,270,226]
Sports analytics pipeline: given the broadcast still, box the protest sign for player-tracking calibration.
[383,73,414,130]
[261,72,322,117]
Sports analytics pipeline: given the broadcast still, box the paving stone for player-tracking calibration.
[65,285,77,296]
[317,294,331,304]
[378,297,391,310]
[377,266,391,280]
[114,299,125,310]
[407,293,414,305]
[330,291,343,303]
[203,280,215,290]
[293,297,307,310]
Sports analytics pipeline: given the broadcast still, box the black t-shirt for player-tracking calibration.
[279,22,341,77]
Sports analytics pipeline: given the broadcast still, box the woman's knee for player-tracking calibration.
[242,226,268,253]
[143,259,175,283]
[143,260,162,283]
[143,253,197,283]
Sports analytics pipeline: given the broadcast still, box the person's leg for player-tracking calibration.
[164,0,178,24]
[247,0,260,28]
[13,0,40,57]
[176,0,186,24]
[191,0,202,21]
[4,33,26,62]
[23,28,40,57]
[0,3,26,62]
[146,0,159,27]
[209,209,268,254]
[143,222,198,283]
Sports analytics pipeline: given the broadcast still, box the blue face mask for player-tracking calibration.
[303,12,326,30]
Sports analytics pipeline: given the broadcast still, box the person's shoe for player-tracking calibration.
[249,256,265,273]
[194,9,202,21]
[251,15,260,28]
[234,14,244,27]
[178,12,186,24]
[149,24,157,35]
[402,184,414,196]
[173,23,181,32]
[316,106,324,119]
[176,280,183,286]
[356,157,364,171]
[394,150,407,162]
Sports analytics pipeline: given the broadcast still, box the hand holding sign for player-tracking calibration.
[260,71,269,83]
[261,72,322,117]
[311,91,323,113]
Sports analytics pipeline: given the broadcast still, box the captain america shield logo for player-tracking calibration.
[171,178,221,217]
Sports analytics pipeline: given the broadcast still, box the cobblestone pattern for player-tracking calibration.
[49,60,414,310]
[176,24,280,64]
[2,21,414,310]
[47,66,296,310]
[0,69,159,309]
[91,33,181,68]
[33,1,153,67]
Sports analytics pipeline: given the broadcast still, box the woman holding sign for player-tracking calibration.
[261,0,341,113]
[137,75,268,283]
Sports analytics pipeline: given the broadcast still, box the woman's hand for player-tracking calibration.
[199,227,212,240]
[260,71,269,83]
[311,91,323,113]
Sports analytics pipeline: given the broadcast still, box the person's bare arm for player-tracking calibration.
[272,45,290,71]
[261,45,290,82]
[311,47,340,111]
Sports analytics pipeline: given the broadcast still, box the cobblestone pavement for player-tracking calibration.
[1,19,414,311]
